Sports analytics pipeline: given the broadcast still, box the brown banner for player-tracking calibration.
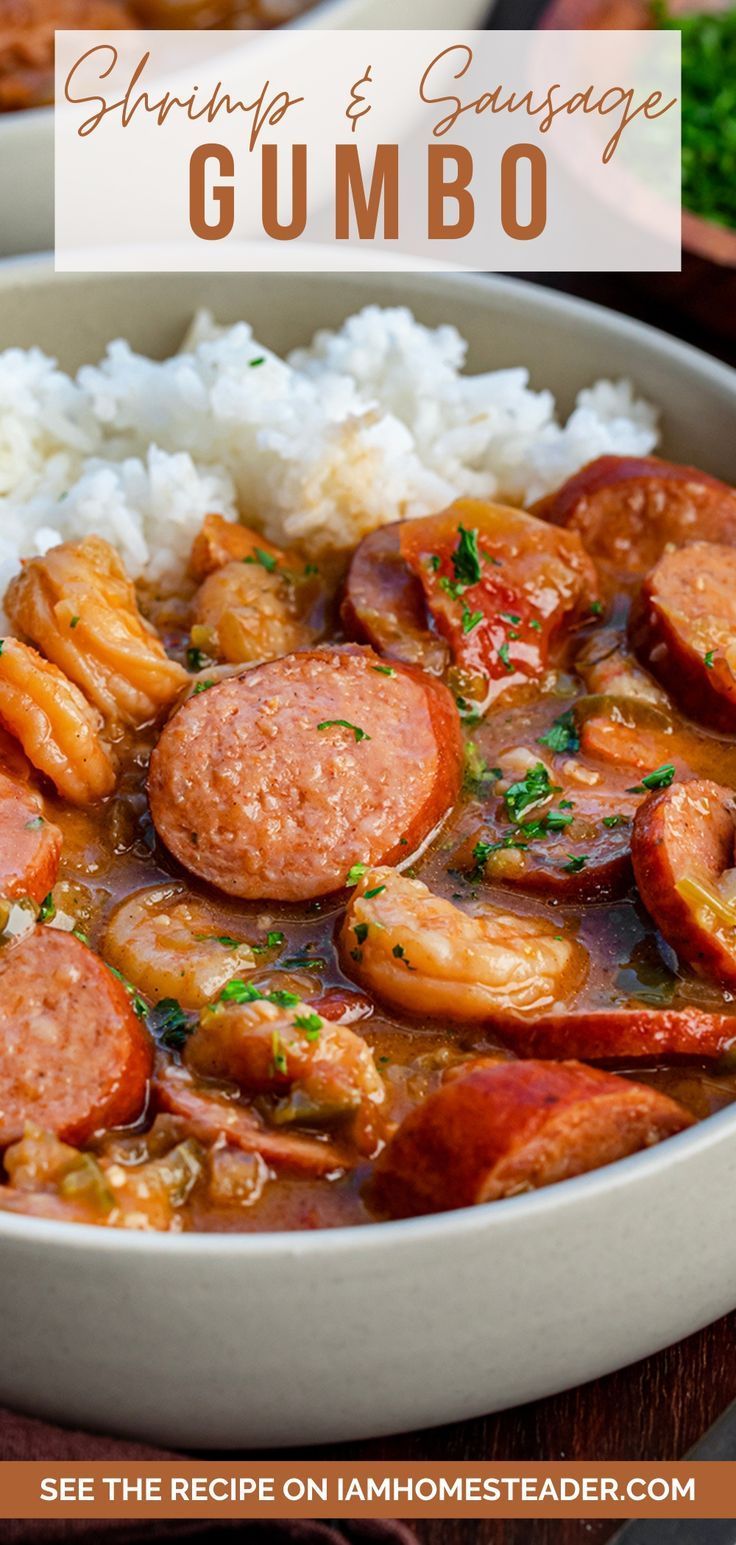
[0,1462,734,1520]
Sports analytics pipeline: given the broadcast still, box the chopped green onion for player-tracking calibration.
[317,720,371,743]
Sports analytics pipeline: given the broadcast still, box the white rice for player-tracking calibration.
[0,304,659,609]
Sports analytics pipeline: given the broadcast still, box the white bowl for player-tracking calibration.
[0,0,495,259]
[0,264,735,1449]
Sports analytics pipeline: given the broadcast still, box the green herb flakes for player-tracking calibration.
[317,719,371,743]
[627,763,676,794]
[347,862,368,885]
[538,710,580,755]
[293,1013,323,1041]
[149,997,195,1050]
[452,525,482,588]
[504,763,561,823]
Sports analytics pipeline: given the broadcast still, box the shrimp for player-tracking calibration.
[339,867,587,1021]
[189,514,284,581]
[0,638,116,805]
[191,559,319,666]
[5,535,187,730]
[186,991,385,1152]
[102,885,258,1009]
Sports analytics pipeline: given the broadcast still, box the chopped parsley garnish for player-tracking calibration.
[705,650,715,669]
[149,997,195,1050]
[282,954,327,972]
[529,618,542,632]
[372,665,396,677]
[462,604,484,635]
[452,525,482,588]
[603,814,629,829]
[427,554,441,572]
[192,679,216,695]
[498,641,513,673]
[303,563,319,577]
[108,965,147,1018]
[455,695,482,724]
[472,833,527,868]
[500,612,521,626]
[72,926,90,945]
[589,600,604,616]
[219,979,300,1008]
[243,547,279,573]
[543,809,574,832]
[559,798,574,809]
[251,930,287,954]
[504,763,561,823]
[392,943,415,970]
[0,641,4,656]
[364,884,386,900]
[69,615,80,629]
[271,1032,288,1075]
[186,645,206,672]
[353,922,369,945]
[438,575,463,602]
[563,855,589,874]
[317,719,371,743]
[538,709,580,755]
[250,356,266,367]
[463,742,499,794]
[627,763,676,794]
[293,1013,323,1040]
[37,892,56,924]
[346,862,368,885]
[24,815,45,830]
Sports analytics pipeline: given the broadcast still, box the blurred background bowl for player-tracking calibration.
[0,0,497,258]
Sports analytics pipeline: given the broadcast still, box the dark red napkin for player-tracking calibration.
[0,1408,419,1545]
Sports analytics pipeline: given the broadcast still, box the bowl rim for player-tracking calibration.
[0,257,734,1257]
[1,1100,735,1254]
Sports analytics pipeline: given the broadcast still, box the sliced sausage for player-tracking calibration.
[0,771,62,906]
[312,986,374,1024]
[0,928,152,1147]
[493,1005,736,1063]
[577,693,736,788]
[154,1062,352,1177]
[630,542,736,732]
[149,646,463,902]
[575,630,669,708]
[465,779,639,903]
[344,501,598,711]
[341,524,449,675]
[371,1059,693,1218]
[631,779,736,988]
[535,455,736,580]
